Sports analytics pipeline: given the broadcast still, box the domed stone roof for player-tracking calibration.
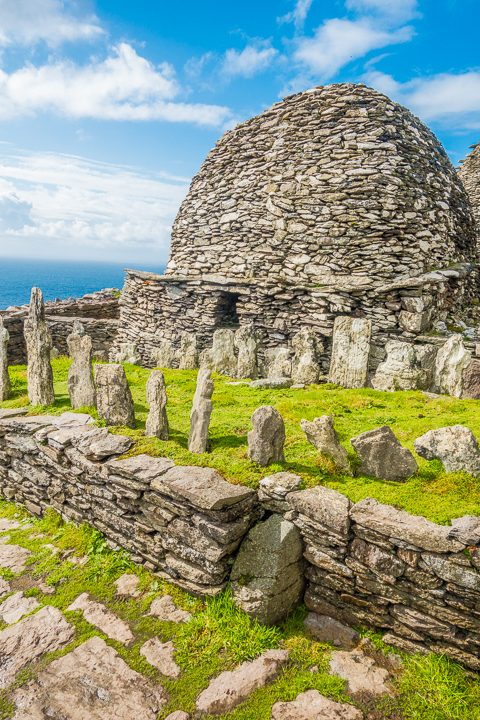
[459,141,480,248]
[166,83,476,285]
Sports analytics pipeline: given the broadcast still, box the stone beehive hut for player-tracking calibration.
[112,83,478,370]
[459,141,480,250]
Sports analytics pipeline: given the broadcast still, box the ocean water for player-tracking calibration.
[0,259,166,310]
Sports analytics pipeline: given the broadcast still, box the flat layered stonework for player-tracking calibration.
[11,636,167,719]
[287,486,352,537]
[155,466,254,510]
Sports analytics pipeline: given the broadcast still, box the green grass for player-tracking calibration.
[4,358,480,524]
[0,503,479,719]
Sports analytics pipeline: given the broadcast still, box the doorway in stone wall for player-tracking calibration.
[215,290,241,328]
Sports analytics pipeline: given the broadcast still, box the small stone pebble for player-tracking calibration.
[418,414,425,418]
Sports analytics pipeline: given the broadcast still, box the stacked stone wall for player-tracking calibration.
[112,265,477,372]
[459,141,480,253]
[167,83,477,286]
[2,410,480,669]
[1,293,120,365]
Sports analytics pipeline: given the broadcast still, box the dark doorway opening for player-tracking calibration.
[217,291,240,327]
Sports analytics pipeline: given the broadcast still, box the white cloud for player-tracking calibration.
[0,43,232,126]
[0,148,191,262]
[278,0,314,31]
[346,0,420,22]
[365,69,480,128]
[222,45,278,78]
[0,0,103,47]
[294,18,413,79]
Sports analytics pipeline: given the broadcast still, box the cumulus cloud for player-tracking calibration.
[293,18,413,79]
[0,43,232,126]
[0,0,103,47]
[222,45,278,78]
[0,148,190,262]
[278,0,314,31]
[365,69,480,128]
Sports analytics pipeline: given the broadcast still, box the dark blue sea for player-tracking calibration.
[0,259,166,310]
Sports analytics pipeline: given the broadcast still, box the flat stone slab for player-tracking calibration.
[53,412,95,427]
[106,454,175,481]
[0,408,29,420]
[46,424,98,449]
[12,635,168,719]
[165,713,189,720]
[329,649,394,697]
[287,486,352,537]
[304,613,359,649]
[155,466,254,510]
[350,497,465,553]
[114,573,141,597]
[271,689,362,720]
[149,595,191,623]
[0,519,20,532]
[0,545,32,573]
[0,605,74,688]
[0,591,40,624]
[140,638,181,678]
[196,649,289,715]
[1,416,60,434]
[67,593,134,644]
[0,578,10,598]
[249,378,293,389]
[84,434,133,461]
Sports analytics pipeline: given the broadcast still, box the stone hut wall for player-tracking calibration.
[1,292,120,365]
[459,141,480,252]
[2,411,480,669]
[167,83,477,285]
[112,264,476,372]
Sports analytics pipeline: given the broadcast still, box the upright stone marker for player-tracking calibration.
[201,329,237,377]
[94,363,135,428]
[152,340,175,369]
[248,405,285,466]
[433,334,471,397]
[328,316,371,389]
[291,327,322,385]
[178,332,198,370]
[235,324,261,379]
[67,321,96,409]
[145,370,169,440]
[188,367,214,453]
[0,317,10,401]
[24,287,55,407]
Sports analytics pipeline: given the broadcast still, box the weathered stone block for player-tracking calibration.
[328,316,371,389]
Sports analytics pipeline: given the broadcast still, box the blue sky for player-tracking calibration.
[0,0,478,266]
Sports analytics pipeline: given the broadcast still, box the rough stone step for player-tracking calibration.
[271,689,362,720]
[0,591,40,624]
[196,649,289,715]
[12,635,168,719]
[66,593,134,644]
[148,594,191,623]
[0,544,32,573]
[140,638,181,678]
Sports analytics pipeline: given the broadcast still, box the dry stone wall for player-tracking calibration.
[3,409,480,669]
[167,83,476,284]
[1,290,120,365]
[112,263,477,374]
[0,412,261,596]
[459,141,480,251]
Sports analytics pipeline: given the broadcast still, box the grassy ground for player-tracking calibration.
[0,501,479,719]
[3,358,480,524]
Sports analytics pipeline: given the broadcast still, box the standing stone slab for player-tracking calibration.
[461,359,480,399]
[328,316,371,389]
[265,347,292,379]
[414,425,480,477]
[94,363,135,429]
[145,370,169,440]
[235,324,261,379]
[178,332,198,370]
[433,334,471,397]
[67,321,97,409]
[231,514,304,625]
[24,287,55,407]
[372,340,428,392]
[115,343,141,365]
[12,636,167,719]
[188,367,213,453]
[300,415,350,473]
[0,317,10,401]
[350,426,418,482]
[248,405,285,466]
[200,329,237,376]
[152,340,175,369]
[291,327,322,385]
